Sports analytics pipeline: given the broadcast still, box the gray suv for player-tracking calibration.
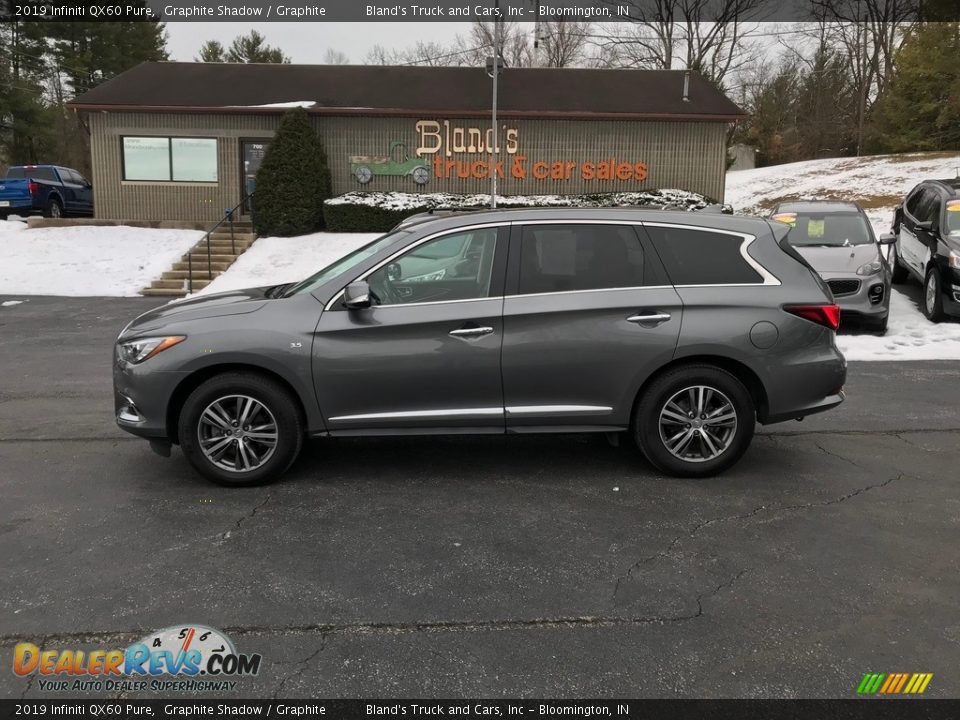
[114,209,846,486]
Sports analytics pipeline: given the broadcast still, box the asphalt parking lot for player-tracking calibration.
[1,296,958,699]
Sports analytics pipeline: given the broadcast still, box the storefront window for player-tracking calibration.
[122,136,218,182]
[122,137,170,181]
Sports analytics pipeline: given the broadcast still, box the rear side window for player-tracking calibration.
[643,225,763,285]
[517,224,655,295]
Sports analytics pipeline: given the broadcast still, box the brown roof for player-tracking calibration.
[69,62,745,121]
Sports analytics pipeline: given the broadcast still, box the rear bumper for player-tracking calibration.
[0,199,34,213]
[764,391,844,424]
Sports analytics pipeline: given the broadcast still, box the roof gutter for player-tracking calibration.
[67,103,747,122]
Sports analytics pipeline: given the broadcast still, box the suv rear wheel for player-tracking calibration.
[178,372,303,486]
[633,365,755,478]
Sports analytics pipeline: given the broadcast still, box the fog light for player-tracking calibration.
[868,284,884,305]
[118,395,144,423]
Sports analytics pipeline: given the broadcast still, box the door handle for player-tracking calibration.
[449,326,494,338]
[627,312,671,325]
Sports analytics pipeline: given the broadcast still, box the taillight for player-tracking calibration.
[27,180,38,195]
[784,303,841,331]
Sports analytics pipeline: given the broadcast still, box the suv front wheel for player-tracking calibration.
[178,372,304,486]
[633,365,755,478]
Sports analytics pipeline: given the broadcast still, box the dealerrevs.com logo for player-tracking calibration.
[12,624,262,693]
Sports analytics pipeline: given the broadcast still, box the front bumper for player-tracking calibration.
[113,355,188,441]
[822,272,889,324]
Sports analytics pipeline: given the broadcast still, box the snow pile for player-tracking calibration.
[194,232,380,296]
[0,225,202,297]
[326,189,727,213]
[0,218,27,232]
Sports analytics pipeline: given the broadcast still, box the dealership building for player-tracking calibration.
[69,62,745,223]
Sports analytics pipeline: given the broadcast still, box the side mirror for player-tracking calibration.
[343,281,371,310]
[878,232,896,245]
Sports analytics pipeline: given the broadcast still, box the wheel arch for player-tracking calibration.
[166,363,308,444]
[631,355,769,425]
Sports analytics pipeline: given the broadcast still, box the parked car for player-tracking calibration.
[770,201,894,333]
[891,178,960,322]
[114,208,846,486]
[0,164,94,219]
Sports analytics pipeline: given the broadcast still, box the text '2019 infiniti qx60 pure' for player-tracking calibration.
[114,209,846,486]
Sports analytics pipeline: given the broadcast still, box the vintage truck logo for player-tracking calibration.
[350,141,430,185]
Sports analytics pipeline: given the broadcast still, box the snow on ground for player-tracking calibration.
[0,225,202,297]
[194,232,379,296]
[0,218,27,232]
[2,300,25,306]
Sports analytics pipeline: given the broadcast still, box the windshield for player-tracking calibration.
[947,200,960,236]
[282,231,410,296]
[772,211,873,247]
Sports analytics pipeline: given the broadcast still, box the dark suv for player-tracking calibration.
[114,209,846,486]
[891,178,960,321]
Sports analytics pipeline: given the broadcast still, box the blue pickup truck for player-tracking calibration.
[0,165,94,219]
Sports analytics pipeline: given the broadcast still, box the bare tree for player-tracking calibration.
[323,48,350,65]
[810,0,918,153]
[531,21,592,67]
[591,0,763,88]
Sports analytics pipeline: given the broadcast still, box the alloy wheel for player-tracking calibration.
[197,394,279,473]
[658,385,738,463]
[926,273,937,315]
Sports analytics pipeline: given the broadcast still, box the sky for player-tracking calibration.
[163,22,467,63]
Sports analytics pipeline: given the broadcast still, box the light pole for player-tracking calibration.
[489,2,501,209]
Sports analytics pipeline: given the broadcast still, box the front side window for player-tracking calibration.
[122,137,217,182]
[946,200,960,237]
[366,228,499,305]
[644,225,763,286]
[518,224,650,295]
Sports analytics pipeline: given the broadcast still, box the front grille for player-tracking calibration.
[828,279,861,297]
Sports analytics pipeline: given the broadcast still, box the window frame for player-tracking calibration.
[325,223,510,311]
[641,221,780,288]
[120,135,219,183]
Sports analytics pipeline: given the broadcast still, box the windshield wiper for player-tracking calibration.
[265,283,292,299]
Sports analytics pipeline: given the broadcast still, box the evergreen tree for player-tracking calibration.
[196,40,226,63]
[226,31,291,64]
[253,108,332,236]
[869,22,960,152]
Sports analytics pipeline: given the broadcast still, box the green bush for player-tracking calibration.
[323,190,722,233]
[253,108,332,236]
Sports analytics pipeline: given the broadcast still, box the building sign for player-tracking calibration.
[414,120,648,183]
[348,120,649,186]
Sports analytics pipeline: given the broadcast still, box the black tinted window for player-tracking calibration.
[518,224,651,294]
[14,167,56,182]
[644,225,763,285]
[905,187,925,216]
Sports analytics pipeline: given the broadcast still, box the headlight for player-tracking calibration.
[949,251,960,270]
[405,268,446,283]
[856,258,883,276]
[117,336,185,364]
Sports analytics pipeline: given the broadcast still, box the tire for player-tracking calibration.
[44,197,63,219]
[922,267,945,322]
[890,244,909,284]
[0,212,8,221]
[632,364,755,478]
[178,372,303,487]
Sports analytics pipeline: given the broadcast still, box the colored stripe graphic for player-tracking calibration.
[858,673,932,695]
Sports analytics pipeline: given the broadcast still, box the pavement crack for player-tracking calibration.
[813,441,864,469]
[20,672,35,700]
[272,634,326,699]
[611,474,902,603]
[218,491,274,541]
